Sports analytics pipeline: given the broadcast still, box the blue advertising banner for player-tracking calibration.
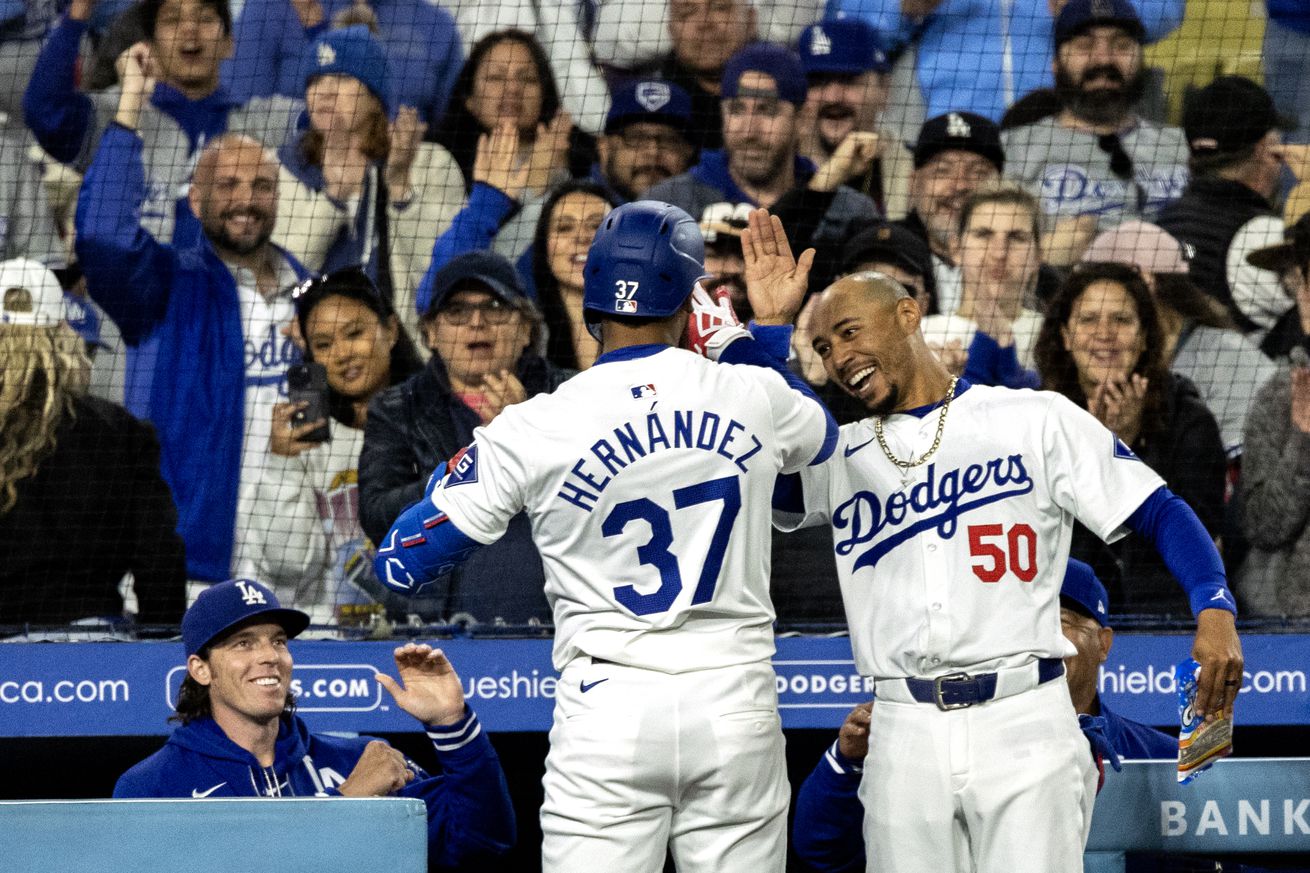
[0,635,1306,737]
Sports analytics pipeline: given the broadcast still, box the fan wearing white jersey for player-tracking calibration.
[771,272,1243,873]
[373,203,837,872]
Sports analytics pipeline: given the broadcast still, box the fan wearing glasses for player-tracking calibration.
[234,268,423,624]
[359,251,564,625]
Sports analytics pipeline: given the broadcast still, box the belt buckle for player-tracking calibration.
[932,672,972,711]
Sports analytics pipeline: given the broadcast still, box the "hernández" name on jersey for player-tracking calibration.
[833,454,1034,570]
[557,409,764,512]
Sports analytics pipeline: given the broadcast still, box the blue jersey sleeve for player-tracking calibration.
[1125,486,1236,617]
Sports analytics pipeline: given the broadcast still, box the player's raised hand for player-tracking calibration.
[376,644,467,727]
[1190,608,1242,721]
[742,208,815,326]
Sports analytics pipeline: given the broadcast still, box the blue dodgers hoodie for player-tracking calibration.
[114,710,515,867]
[75,124,310,582]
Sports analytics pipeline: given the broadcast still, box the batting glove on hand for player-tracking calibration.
[685,282,750,361]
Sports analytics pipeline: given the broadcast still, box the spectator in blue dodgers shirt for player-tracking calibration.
[222,0,463,135]
[233,268,424,626]
[360,252,561,625]
[24,0,302,245]
[826,0,1182,126]
[795,19,912,222]
[646,42,879,293]
[74,117,309,586]
[113,579,516,867]
[789,558,1176,873]
[272,26,465,344]
[1002,0,1189,267]
[1157,76,1298,343]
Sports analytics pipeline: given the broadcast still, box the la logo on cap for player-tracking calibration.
[636,82,671,112]
[234,580,267,606]
[947,113,972,138]
[317,43,336,67]
[1097,599,1106,615]
[810,26,832,56]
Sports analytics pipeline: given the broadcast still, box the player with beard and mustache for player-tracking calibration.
[795,20,913,221]
[75,61,312,586]
[1002,0,1189,266]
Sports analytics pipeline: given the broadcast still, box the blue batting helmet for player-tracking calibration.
[582,200,707,340]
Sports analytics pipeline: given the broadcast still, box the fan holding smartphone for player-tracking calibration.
[234,268,423,624]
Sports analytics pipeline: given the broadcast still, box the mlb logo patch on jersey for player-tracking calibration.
[1113,437,1139,461]
[446,444,480,487]
[631,383,658,399]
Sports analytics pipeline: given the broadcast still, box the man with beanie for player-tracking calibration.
[1158,75,1298,341]
[1003,0,1188,265]
[113,578,515,867]
[895,111,1004,314]
[647,42,878,292]
[24,0,301,245]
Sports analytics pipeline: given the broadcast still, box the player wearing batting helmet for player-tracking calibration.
[374,201,838,871]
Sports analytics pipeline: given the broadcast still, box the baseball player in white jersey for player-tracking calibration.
[770,273,1243,873]
[373,203,837,871]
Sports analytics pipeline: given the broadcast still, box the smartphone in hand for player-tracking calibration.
[287,362,331,444]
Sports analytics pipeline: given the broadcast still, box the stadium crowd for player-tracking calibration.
[0,0,1306,629]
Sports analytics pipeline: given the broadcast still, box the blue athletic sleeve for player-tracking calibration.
[791,741,866,873]
[22,15,94,164]
[1124,486,1237,618]
[962,331,1040,390]
[720,328,838,464]
[414,182,517,316]
[373,464,485,595]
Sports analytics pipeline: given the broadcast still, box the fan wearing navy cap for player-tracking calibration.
[113,578,515,866]
[1158,75,1299,341]
[594,79,696,203]
[647,42,878,293]
[796,19,911,220]
[1003,0,1188,265]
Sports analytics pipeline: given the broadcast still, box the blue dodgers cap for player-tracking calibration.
[425,251,527,318]
[306,25,394,117]
[1060,559,1109,627]
[182,579,310,657]
[605,79,693,135]
[721,43,809,106]
[1054,0,1145,46]
[797,20,889,76]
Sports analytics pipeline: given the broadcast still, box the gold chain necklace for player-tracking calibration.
[874,376,959,472]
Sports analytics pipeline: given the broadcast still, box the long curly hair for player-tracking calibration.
[1033,262,1169,446]
[0,295,91,513]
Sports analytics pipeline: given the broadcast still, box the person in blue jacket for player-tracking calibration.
[74,52,311,584]
[114,578,515,869]
[791,558,1175,872]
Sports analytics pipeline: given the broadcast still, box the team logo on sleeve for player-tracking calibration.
[446,445,479,487]
[630,383,658,399]
[1113,437,1139,461]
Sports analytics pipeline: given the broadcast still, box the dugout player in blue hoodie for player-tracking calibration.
[114,579,514,868]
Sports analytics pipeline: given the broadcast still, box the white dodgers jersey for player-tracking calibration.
[777,384,1164,680]
[430,346,831,672]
